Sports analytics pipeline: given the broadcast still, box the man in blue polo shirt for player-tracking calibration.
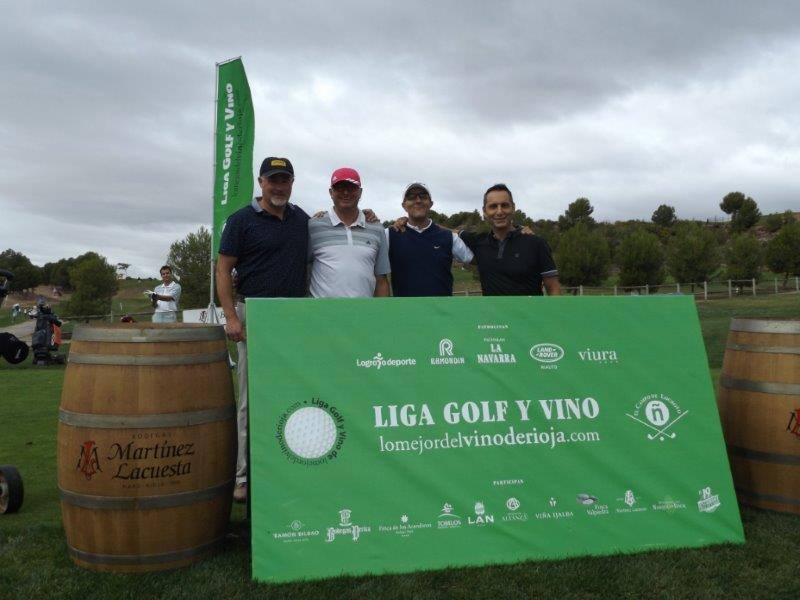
[387,182,474,296]
[216,156,309,502]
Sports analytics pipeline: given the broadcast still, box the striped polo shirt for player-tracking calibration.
[308,210,391,298]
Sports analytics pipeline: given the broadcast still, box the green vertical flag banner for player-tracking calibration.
[247,296,744,583]
[212,58,254,254]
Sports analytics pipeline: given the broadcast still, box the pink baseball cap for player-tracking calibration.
[331,167,361,187]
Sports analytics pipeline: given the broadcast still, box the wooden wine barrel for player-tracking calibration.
[57,323,236,572]
[718,318,800,514]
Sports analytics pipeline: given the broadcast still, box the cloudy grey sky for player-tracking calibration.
[1,1,798,276]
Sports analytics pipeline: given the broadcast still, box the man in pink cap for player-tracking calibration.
[308,167,391,297]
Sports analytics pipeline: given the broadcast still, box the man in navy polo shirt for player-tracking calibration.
[387,182,474,296]
[216,156,309,502]
[460,183,561,296]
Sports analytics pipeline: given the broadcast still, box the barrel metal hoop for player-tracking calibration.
[73,326,225,343]
[726,343,800,356]
[68,349,229,366]
[730,319,800,334]
[58,404,235,428]
[720,375,800,396]
[59,479,234,510]
[735,487,800,507]
[67,536,224,566]
[728,445,800,466]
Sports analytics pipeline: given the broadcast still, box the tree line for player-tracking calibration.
[2,192,798,316]
[427,191,800,290]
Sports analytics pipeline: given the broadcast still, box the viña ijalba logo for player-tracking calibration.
[626,393,689,441]
[356,352,416,369]
[529,343,564,370]
[431,338,465,366]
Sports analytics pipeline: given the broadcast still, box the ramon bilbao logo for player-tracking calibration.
[626,393,689,441]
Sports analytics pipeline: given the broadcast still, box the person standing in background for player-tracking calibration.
[151,265,182,322]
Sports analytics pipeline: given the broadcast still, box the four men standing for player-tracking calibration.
[215,156,561,503]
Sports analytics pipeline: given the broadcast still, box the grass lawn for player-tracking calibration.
[1,294,799,598]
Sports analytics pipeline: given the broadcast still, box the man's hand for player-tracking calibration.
[520,225,534,235]
[225,314,246,342]
[312,210,326,218]
[363,208,380,223]
[391,216,408,232]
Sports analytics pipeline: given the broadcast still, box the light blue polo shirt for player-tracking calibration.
[308,210,390,298]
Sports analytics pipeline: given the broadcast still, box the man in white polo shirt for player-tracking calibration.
[308,167,390,297]
[151,265,182,323]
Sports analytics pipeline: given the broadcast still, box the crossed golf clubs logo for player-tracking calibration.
[626,395,688,441]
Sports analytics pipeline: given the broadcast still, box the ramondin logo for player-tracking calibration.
[529,343,564,363]
[356,352,417,369]
[431,339,466,366]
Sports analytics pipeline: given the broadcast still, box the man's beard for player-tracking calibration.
[268,195,289,207]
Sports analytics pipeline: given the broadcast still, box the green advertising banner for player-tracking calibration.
[212,57,254,254]
[247,296,743,583]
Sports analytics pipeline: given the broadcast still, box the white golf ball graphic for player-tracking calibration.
[283,406,337,459]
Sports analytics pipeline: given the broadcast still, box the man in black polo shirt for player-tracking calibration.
[216,156,309,502]
[460,183,561,296]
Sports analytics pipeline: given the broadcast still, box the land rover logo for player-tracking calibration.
[529,343,565,363]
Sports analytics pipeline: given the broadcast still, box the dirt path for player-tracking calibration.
[0,320,36,343]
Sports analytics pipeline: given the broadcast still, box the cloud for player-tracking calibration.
[1,1,799,274]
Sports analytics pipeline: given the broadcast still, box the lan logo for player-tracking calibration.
[76,440,102,480]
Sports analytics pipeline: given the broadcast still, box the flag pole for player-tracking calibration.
[208,60,220,324]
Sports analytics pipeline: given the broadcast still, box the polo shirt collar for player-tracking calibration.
[491,227,520,242]
[407,219,433,233]
[329,209,365,228]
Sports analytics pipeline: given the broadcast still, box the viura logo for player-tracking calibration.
[529,343,564,369]
[578,348,619,363]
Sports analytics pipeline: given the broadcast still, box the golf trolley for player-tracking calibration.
[28,299,65,366]
[0,269,25,513]
[0,269,29,365]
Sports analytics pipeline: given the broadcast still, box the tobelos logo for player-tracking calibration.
[529,343,564,363]
[276,398,346,465]
[626,393,689,441]
[356,352,416,369]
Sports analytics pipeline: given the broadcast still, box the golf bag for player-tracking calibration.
[30,300,65,366]
[0,269,11,308]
